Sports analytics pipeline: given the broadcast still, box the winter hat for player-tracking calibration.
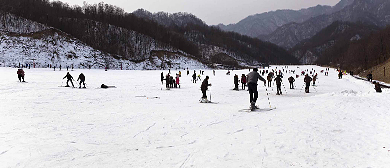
[253,68,258,72]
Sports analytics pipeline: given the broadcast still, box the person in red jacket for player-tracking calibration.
[241,74,246,90]
[17,69,25,82]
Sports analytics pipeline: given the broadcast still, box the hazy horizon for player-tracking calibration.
[57,0,341,25]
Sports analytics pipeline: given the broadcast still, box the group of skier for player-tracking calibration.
[62,72,86,88]
[14,64,384,110]
[233,74,248,90]
[162,72,180,89]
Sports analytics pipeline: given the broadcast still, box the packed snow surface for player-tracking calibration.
[1,65,390,167]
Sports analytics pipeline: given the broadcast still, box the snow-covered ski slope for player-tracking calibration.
[1,65,389,167]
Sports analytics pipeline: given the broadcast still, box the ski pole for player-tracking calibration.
[312,84,318,92]
[281,81,288,95]
[265,88,274,108]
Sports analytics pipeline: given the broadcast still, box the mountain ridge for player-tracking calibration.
[217,0,354,38]
[263,0,390,49]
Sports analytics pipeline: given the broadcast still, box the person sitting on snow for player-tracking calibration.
[373,81,382,93]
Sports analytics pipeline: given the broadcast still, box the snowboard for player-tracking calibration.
[58,85,75,88]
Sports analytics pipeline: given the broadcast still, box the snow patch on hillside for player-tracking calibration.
[0,30,207,70]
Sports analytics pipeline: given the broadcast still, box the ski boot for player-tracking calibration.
[250,101,258,111]
[200,98,210,103]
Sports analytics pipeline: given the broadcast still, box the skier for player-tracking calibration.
[338,71,343,79]
[247,68,266,110]
[234,74,239,90]
[213,70,215,76]
[367,72,373,82]
[226,70,230,75]
[241,74,246,90]
[77,73,86,88]
[200,76,212,102]
[304,74,312,93]
[60,65,62,71]
[165,74,170,88]
[161,72,164,85]
[176,73,180,88]
[187,69,189,76]
[169,76,174,88]
[17,69,25,82]
[274,75,282,95]
[192,72,197,83]
[313,73,317,85]
[63,72,74,87]
[267,72,273,87]
[373,81,382,93]
[288,76,295,89]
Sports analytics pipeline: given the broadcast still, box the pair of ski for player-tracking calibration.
[239,105,276,112]
[58,86,87,89]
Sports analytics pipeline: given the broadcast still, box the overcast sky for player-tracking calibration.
[58,0,341,25]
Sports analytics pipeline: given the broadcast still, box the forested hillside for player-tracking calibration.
[315,25,390,74]
[0,0,299,67]
[290,21,379,64]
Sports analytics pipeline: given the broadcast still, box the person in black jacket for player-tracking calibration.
[233,74,239,90]
[304,74,312,93]
[77,73,86,88]
[161,72,164,84]
[288,76,295,89]
[63,72,74,87]
[192,72,197,83]
[201,76,211,99]
[165,74,170,88]
[373,81,382,93]
[367,72,373,82]
[274,75,282,95]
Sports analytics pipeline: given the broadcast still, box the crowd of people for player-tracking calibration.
[15,64,385,108]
